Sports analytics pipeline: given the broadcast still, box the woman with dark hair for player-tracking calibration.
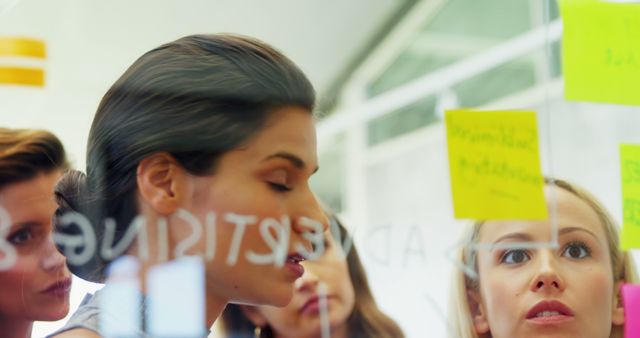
[0,128,71,338]
[48,34,328,338]
[221,212,405,338]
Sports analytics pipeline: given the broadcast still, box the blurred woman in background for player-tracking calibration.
[221,211,405,338]
[0,128,71,338]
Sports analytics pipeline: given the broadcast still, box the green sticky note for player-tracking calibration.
[620,144,640,250]
[560,0,640,106]
[445,109,547,220]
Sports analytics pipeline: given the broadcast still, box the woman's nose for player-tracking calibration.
[291,189,329,235]
[295,266,320,292]
[41,233,67,273]
[530,250,565,293]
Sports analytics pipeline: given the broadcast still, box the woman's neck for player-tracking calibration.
[0,317,33,338]
[125,212,227,330]
[129,240,227,331]
[205,291,226,329]
[275,322,350,338]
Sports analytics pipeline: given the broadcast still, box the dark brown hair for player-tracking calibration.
[220,213,405,338]
[54,34,315,283]
[0,128,68,188]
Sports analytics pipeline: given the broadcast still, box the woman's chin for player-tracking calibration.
[37,304,70,321]
[228,284,292,307]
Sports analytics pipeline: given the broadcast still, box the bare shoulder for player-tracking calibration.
[49,328,101,338]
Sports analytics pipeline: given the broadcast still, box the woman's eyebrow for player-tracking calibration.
[8,221,40,233]
[558,226,598,240]
[491,233,533,249]
[262,152,319,174]
[488,227,599,251]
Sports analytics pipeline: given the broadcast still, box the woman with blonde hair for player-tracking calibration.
[220,212,405,338]
[449,178,638,338]
[0,128,72,338]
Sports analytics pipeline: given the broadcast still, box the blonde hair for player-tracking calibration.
[448,178,639,338]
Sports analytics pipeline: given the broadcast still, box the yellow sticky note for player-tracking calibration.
[560,0,640,106]
[445,109,547,220]
[620,144,640,250]
[0,67,45,86]
[0,37,46,58]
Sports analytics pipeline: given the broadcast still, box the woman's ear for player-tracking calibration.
[240,306,268,327]
[137,153,186,215]
[467,289,490,334]
[612,280,625,326]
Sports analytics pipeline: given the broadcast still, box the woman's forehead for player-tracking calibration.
[235,107,318,170]
[0,172,59,208]
[478,186,607,243]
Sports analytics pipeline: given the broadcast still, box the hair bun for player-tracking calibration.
[54,169,87,213]
[53,169,106,283]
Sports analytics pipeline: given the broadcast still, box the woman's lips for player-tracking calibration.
[286,253,305,278]
[41,277,72,296]
[526,300,575,325]
[299,295,332,315]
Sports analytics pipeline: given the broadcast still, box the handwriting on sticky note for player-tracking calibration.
[560,0,640,106]
[620,144,640,250]
[445,109,547,220]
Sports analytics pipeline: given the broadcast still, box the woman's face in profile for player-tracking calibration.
[471,185,623,338]
[242,230,355,338]
[0,170,71,321]
[182,105,329,307]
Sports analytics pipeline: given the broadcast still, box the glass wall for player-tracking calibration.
[2,0,639,337]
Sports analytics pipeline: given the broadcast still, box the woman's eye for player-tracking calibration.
[501,249,530,264]
[562,242,590,259]
[268,182,292,192]
[8,229,34,246]
[265,169,292,192]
